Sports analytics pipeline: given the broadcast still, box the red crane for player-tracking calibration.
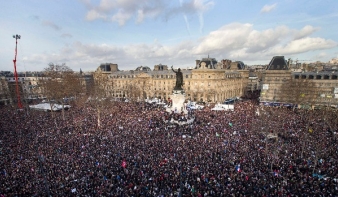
[13,34,23,109]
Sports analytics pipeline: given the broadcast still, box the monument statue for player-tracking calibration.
[167,66,186,114]
[171,66,183,90]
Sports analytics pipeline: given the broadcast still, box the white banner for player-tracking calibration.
[334,87,338,94]
[262,84,269,90]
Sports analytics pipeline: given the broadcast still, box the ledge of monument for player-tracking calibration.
[172,90,185,95]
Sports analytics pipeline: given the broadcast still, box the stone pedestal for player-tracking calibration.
[166,90,187,114]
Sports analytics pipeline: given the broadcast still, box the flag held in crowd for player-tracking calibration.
[309,128,313,133]
[235,164,241,172]
[121,160,127,168]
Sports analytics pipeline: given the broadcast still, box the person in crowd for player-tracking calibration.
[0,100,337,196]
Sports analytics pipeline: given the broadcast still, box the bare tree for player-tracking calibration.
[192,85,203,102]
[206,88,217,102]
[0,77,11,105]
[279,78,318,109]
[88,71,110,127]
[41,63,82,120]
[134,77,151,101]
[125,83,141,102]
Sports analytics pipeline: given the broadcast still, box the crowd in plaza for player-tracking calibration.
[0,99,337,196]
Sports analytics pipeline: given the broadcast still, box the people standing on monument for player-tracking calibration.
[171,66,183,90]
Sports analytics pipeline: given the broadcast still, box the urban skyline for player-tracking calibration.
[1,0,337,72]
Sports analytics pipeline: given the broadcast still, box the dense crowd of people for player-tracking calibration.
[0,99,337,196]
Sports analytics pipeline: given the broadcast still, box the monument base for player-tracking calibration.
[172,89,185,94]
[166,91,187,114]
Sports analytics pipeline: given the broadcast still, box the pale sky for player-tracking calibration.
[0,0,337,72]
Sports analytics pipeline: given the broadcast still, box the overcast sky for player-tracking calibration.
[1,0,337,72]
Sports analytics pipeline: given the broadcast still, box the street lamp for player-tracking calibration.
[12,34,23,109]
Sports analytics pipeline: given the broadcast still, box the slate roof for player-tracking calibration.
[266,56,289,70]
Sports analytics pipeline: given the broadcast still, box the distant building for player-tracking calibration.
[266,56,289,70]
[260,56,338,108]
[0,70,92,106]
[96,63,119,72]
[0,75,10,105]
[329,58,338,64]
[260,56,291,104]
[80,72,94,95]
[95,57,249,103]
[0,71,47,105]
[246,70,261,99]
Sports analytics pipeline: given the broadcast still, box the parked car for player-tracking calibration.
[186,102,204,110]
[224,99,235,104]
[197,101,206,105]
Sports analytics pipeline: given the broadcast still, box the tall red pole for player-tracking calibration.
[13,34,23,109]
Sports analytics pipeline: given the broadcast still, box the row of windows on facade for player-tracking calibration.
[110,82,240,89]
[108,90,240,96]
[263,91,335,98]
[294,75,338,79]
[263,89,335,96]
[262,98,336,103]
[265,97,336,102]
[109,85,241,92]
[265,77,338,84]
[266,82,338,87]
[113,81,239,87]
[109,74,241,79]
[6,77,40,81]
[5,80,36,86]
[7,74,241,80]
[264,75,338,81]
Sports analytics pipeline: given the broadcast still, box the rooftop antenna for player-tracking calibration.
[12,34,23,109]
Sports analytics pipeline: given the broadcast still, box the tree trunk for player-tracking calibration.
[50,103,55,118]
[62,101,65,121]
[97,108,101,127]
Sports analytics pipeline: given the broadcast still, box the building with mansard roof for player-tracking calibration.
[260,56,338,108]
[95,57,249,103]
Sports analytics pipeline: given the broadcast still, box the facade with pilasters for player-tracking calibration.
[96,58,249,103]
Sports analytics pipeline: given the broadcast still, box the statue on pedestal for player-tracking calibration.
[171,66,183,90]
[167,66,186,114]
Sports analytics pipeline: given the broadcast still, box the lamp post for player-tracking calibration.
[13,34,23,109]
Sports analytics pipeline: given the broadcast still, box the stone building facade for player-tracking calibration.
[96,57,249,103]
[292,71,338,106]
[0,72,47,105]
[260,56,338,108]
[0,76,10,105]
[0,71,92,105]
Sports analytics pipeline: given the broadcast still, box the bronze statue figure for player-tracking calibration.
[171,66,183,90]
